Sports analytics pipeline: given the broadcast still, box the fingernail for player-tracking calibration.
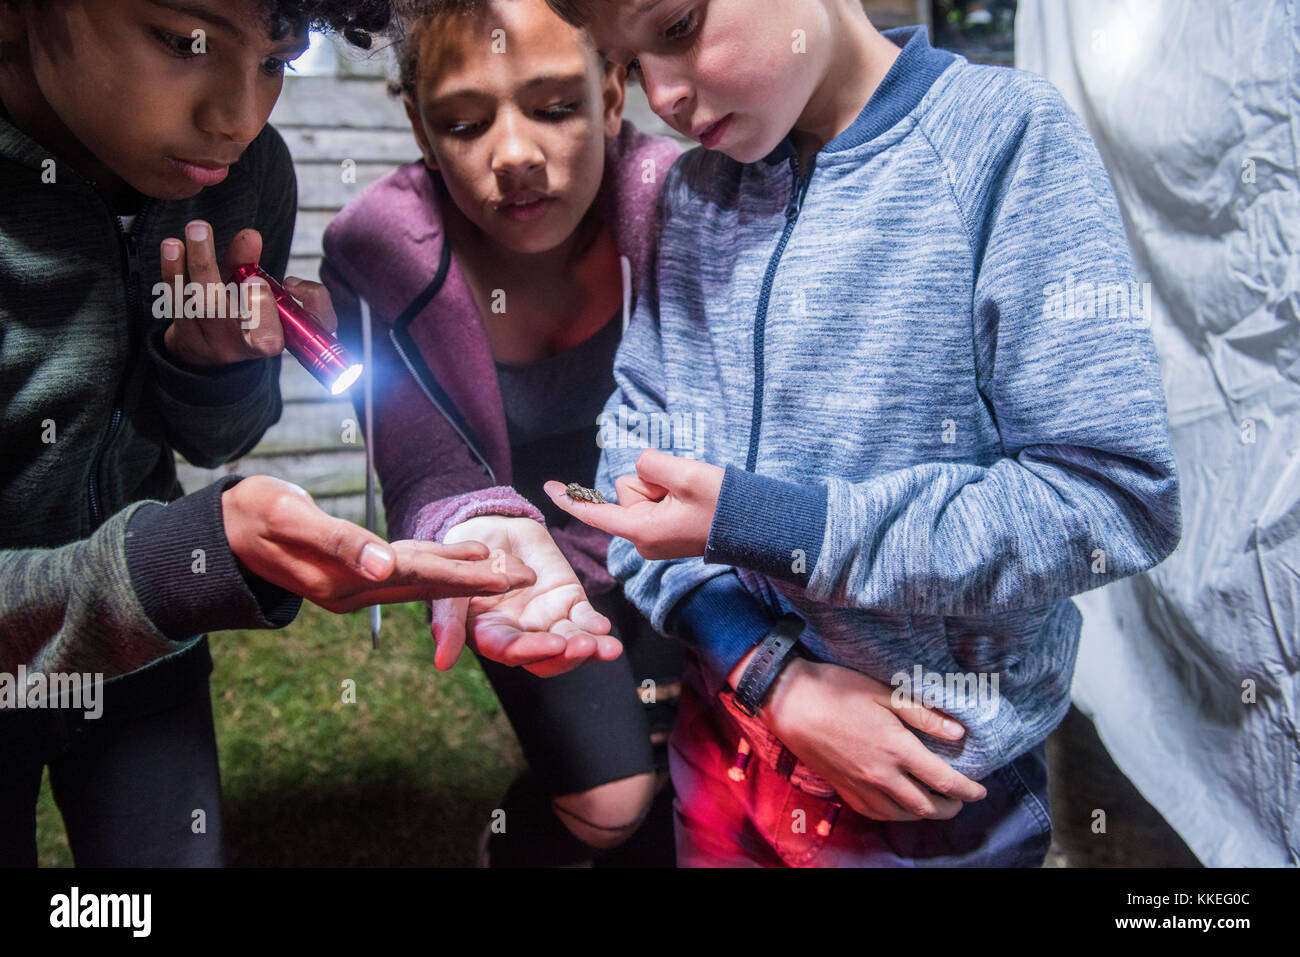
[361,543,394,578]
[162,240,182,261]
[943,719,964,738]
[187,223,208,242]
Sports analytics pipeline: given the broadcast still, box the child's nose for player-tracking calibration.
[490,112,545,177]
[194,76,265,146]
[637,59,692,126]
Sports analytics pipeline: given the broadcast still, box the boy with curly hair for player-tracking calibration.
[0,0,555,867]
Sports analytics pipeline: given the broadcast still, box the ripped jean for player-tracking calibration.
[668,652,1053,867]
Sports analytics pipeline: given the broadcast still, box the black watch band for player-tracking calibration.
[733,612,805,718]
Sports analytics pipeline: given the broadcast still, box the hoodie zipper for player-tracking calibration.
[88,202,152,527]
[744,150,816,472]
[388,326,499,486]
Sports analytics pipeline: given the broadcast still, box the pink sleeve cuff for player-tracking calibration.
[408,486,546,543]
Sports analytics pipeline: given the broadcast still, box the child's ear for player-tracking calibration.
[402,93,439,173]
[600,58,627,140]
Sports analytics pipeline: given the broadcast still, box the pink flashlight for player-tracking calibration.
[231,263,363,396]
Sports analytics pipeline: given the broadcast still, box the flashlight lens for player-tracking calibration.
[332,363,364,395]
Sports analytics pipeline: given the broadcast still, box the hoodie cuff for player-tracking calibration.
[703,465,828,588]
[664,572,774,698]
[125,475,302,641]
[411,486,547,543]
[147,322,274,408]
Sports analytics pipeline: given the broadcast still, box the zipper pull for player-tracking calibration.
[727,737,753,782]
[816,801,843,837]
[123,232,139,273]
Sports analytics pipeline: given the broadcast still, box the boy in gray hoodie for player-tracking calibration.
[547,0,1181,865]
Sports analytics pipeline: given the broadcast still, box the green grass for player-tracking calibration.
[36,601,524,866]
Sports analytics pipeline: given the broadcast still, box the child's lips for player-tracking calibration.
[495,190,557,222]
[168,156,230,186]
[694,114,733,148]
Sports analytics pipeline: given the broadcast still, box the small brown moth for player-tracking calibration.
[564,482,608,504]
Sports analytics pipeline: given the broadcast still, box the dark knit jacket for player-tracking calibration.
[0,100,300,682]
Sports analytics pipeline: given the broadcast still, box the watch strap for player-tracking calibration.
[733,612,805,718]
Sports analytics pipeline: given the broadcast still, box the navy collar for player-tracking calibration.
[763,25,956,164]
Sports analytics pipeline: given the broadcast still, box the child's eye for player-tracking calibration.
[261,57,298,78]
[664,10,698,41]
[153,28,201,59]
[445,120,486,137]
[538,102,580,121]
[153,26,299,78]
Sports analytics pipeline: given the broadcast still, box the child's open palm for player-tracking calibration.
[433,516,622,677]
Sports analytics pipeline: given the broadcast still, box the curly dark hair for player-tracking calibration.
[264,0,397,49]
[0,1,399,53]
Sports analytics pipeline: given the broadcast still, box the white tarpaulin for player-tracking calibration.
[1016,0,1299,867]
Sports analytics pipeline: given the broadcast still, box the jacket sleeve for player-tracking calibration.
[321,256,546,545]
[595,161,777,697]
[702,91,1183,617]
[144,124,295,468]
[0,477,300,679]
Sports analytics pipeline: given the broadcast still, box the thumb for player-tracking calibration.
[615,472,668,505]
[633,448,686,489]
[310,512,396,582]
[431,597,470,671]
[885,693,967,741]
[242,278,285,354]
[283,277,339,334]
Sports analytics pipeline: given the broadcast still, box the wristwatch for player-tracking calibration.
[732,612,806,718]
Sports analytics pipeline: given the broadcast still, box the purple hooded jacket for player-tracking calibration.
[320,120,682,595]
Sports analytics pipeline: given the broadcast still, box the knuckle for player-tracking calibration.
[265,494,297,534]
[321,522,353,561]
[253,334,283,357]
[300,569,334,601]
[858,767,886,790]
[929,774,959,798]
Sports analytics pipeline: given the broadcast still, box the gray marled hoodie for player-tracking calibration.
[596,27,1182,780]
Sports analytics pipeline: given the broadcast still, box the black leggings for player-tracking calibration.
[476,584,682,797]
[0,640,223,868]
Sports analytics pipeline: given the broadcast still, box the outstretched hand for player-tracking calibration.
[543,449,725,559]
[222,476,535,613]
[431,515,621,677]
